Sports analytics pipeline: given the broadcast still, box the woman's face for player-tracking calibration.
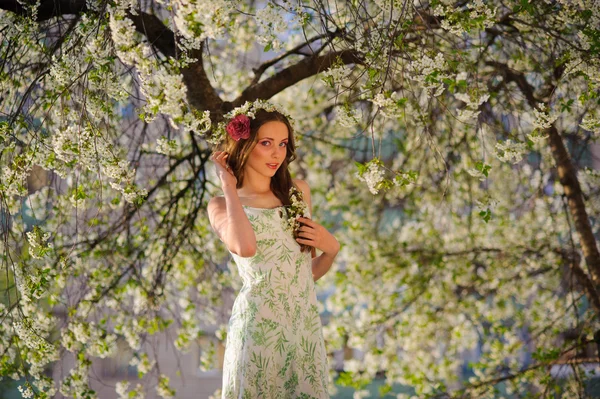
[245,121,289,178]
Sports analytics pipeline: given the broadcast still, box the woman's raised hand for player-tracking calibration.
[295,217,340,256]
[211,151,237,188]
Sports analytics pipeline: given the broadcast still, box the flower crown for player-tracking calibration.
[208,100,295,145]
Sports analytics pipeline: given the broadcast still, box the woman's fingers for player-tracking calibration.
[211,152,231,171]
[296,217,317,228]
[298,228,317,238]
[298,230,317,239]
[211,151,228,160]
[295,218,338,254]
[299,224,320,237]
[214,154,226,166]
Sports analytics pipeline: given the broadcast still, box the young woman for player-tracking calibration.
[207,107,340,398]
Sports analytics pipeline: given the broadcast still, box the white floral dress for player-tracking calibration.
[221,205,329,399]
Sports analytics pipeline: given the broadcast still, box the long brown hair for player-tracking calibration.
[218,109,313,254]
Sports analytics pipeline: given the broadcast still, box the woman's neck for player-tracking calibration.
[239,171,272,198]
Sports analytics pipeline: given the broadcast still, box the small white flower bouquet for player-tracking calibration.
[282,186,312,253]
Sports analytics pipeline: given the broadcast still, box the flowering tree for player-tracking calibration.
[0,0,599,398]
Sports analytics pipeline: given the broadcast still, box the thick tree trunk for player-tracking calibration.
[490,60,600,315]
[547,125,600,286]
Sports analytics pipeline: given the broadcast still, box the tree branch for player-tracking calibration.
[249,31,340,86]
[232,49,363,109]
[485,61,538,106]
[0,0,88,20]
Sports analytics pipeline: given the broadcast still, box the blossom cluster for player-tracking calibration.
[335,104,362,128]
[25,226,52,259]
[494,139,529,164]
[255,2,287,51]
[174,297,201,352]
[580,115,600,136]
[528,103,556,144]
[368,91,408,119]
[355,158,386,194]
[156,375,176,398]
[407,53,450,97]
[531,103,558,130]
[454,92,490,123]
[170,0,239,49]
[116,381,145,399]
[130,353,156,376]
[321,63,352,89]
[434,0,497,35]
[156,136,179,155]
[355,158,418,195]
[61,321,118,358]
[282,185,311,237]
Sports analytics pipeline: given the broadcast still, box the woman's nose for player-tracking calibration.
[273,146,284,158]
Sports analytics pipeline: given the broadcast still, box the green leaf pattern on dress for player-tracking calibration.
[222,206,329,399]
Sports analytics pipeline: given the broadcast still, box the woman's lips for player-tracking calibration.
[266,163,279,170]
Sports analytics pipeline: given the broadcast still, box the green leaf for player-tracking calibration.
[379,383,392,396]
[479,208,491,223]
[475,161,491,177]
[581,9,593,20]
[354,161,367,175]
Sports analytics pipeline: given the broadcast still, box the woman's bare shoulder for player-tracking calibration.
[207,196,226,218]
[292,178,311,205]
[292,178,310,193]
[208,196,226,207]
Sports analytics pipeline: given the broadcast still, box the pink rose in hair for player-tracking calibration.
[226,114,251,141]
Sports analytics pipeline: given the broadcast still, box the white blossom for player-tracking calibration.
[532,103,558,130]
[321,64,351,88]
[156,374,175,398]
[356,160,386,195]
[335,105,362,128]
[407,53,450,96]
[130,353,155,375]
[467,167,487,181]
[18,384,34,398]
[116,381,129,398]
[353,389,370,399]
[580,115,600,136]
[255,3,287,50]
[494,139,528,164]
[156,136,178,155]
[368,92,407,119]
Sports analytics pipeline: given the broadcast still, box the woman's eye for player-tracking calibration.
[280,142,288,147]
[261,141,270,146]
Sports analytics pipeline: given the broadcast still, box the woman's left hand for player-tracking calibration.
[295,217,340,256]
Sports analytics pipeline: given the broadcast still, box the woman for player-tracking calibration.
[207,106,340,398]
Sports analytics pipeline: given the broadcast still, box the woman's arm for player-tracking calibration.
[294,179,340,282]
[207,189,256,258]
[207,152,257,257]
